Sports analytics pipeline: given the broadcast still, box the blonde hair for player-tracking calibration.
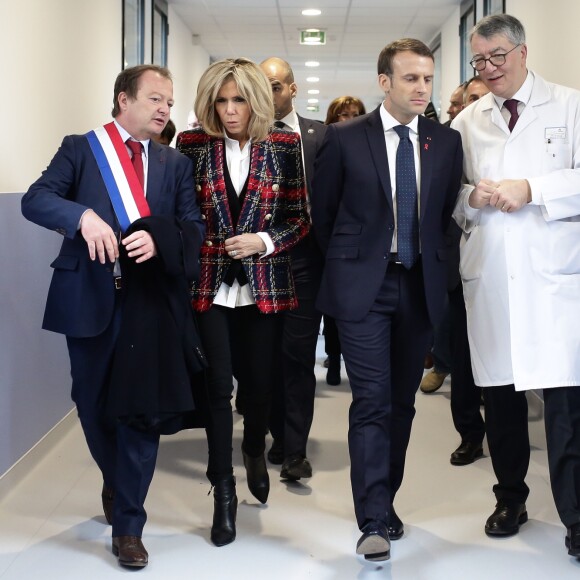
[194,58,274,142]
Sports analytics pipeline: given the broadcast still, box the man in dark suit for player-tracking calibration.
[21,65,204,568]
[311,39,462,561]
[259,57,327,480]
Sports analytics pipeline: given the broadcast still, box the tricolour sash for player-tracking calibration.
[86,122,150,232]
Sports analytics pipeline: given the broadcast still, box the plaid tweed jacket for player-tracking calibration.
[177,128,310,314]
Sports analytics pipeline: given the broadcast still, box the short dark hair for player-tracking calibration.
[111,65,172,117]
[377,38,434,76]
[159,119,176,145]
[464,76,485,90]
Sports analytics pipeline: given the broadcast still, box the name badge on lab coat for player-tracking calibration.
[545,127,567,141]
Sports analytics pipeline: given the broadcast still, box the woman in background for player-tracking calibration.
[177,57,309,547]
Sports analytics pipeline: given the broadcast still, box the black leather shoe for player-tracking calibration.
[280,455,312,481]
[450,441,484,466]
[326,355,341,386]
[356,520,390,561]
[243,451,269,504]
[485,501,528,537]
[112,536,148,568]
[565,523,580,558]
[101,485,114,525]
[388,507,404,540]
[211,476,237,547]
[267,439,284,465]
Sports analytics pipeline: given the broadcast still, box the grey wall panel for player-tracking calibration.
[0,193,73,476]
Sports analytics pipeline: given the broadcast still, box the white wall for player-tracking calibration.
[0,0,120,193]
[506,0,580,90]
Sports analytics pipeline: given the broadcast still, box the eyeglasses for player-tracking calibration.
[470,44,521,71]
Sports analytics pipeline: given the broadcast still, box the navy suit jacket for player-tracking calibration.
[311,106,463,324]
[297,115,326,195]
[22,133,204,338]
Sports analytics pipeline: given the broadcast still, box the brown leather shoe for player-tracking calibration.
[112,536,148,568]
[101,485,114,525]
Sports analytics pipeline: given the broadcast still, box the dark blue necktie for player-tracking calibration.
[393,125,419,269]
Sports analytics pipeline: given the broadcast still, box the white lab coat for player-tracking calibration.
[452,72,580,390]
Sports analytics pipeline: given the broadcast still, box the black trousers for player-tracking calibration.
[543,386,580,528]
[484,384,530,504]
[448,284,484,444]
[280,238,323,458]
[338,261,432,528]
[197,304,282,484]
[323,315,341,357]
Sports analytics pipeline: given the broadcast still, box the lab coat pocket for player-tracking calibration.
[549,220,580,275]
[459,226,482,281]
[543,141,572,173]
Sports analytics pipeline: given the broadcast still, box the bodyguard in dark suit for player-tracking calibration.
[311,39,462,561]
[260,57,327,481]
[21,65,204,568]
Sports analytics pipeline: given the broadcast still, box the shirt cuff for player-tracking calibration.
[256,232,274,257]
[78,208,93,231]
[526,178,544,206]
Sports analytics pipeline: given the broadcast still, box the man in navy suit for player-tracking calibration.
[311,39,462,561]
[22,65,204,568]
[259,57,327,480]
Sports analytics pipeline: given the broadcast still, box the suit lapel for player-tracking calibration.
[146,141,166,212]
[365,107,393,211]
[209,138,235,236]
[297,116,317,164]
[238,139,267,232]
[418,116,433,222]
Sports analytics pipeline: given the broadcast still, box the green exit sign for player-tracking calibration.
[300,30,326,45]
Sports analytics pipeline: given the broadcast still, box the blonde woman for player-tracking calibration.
[177,58,309,546]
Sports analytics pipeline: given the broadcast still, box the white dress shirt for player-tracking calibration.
[379,105,421,253]
[213,133,274,308]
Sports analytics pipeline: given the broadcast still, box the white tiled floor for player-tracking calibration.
[1,345,579,579]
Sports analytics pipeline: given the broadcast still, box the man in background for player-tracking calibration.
[259,57,327,482]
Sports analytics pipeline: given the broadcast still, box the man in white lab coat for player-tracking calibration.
[452,14,580,559]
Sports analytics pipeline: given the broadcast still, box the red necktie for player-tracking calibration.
[126,139,144,188]
[504,99,520,132]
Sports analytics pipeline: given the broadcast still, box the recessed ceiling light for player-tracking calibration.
[308,98,319,104]
[306,76,319,83]
[307,89,320,95]
[305,61,320,68]
[302,9,322,16]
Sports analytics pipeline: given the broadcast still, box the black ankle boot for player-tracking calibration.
[242,450,269,504]
[326,354,341,385]
[211,476,237,546]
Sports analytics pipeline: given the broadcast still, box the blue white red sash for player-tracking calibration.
[86,122,150,232]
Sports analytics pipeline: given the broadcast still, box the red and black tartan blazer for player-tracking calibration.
[177,128,310,314]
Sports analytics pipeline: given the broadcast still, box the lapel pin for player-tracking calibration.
[308,128,314,134]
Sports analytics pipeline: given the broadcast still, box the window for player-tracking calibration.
[123,0,145,68]
[459,1,476,82]
[152,0,169,66]
[484,0,505,15]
